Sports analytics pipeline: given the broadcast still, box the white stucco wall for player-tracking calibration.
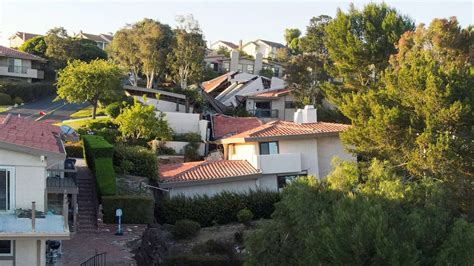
[169,174,278,198]
[279,139,319,177]
[228,143,258,164]
[15,239,39,266]
[316,135,356,179]
[0,149,47,212]
[162,141,206,156]
[162,112,207,138]
[135,95,188,113]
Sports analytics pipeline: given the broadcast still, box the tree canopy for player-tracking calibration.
[19,36,47,57]
[56,59,122,119]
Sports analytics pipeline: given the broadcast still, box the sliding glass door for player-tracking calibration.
[0,167,14,212]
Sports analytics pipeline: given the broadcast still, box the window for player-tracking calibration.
[246,65,254,74]
[0,167,14,212]
[0,240,12,256]
[278,174,307,190]
[7,59,25,74]
[259,141,278,155]
[273,67,280,77]
[285,101,296,109]
[237,64,243,72]
[223,62,230,72]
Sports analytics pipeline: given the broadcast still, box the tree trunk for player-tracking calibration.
[92,102,97,119]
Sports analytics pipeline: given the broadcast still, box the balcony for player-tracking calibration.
[248,109,279,119]
[255,153,302,174]
[0,65,44,79]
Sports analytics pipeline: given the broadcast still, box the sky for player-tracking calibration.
[0,0,472,47]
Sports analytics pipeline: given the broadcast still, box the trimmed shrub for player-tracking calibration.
[82,135,114,170]
[102,195,154,224]
[0,81,55,103]
[172,219,201,239]
[0,93,12,105]
[64,142,84,158]
[13,96,23,105]
[94,158,116,196]
[114,145,158,180]
[105,102,121,118]
[237,208,253,225]
[157,190,280,227]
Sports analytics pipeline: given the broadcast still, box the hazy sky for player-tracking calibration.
[0,0,472,46]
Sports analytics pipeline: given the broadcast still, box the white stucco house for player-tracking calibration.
[241,39,286,59]
[75,31,113,50]
[209,40,238,51]
[159,106,355,198]
[0,114,74,265]
[8,32,41,48]
[0,46,46,82]
[244,88,296,122]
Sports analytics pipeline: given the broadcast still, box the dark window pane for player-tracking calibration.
[0,240,11,254]
[259,142,269,155]
[0,170,6,211]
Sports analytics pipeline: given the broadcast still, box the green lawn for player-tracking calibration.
[58,117,110,129]
[69,105,106,119]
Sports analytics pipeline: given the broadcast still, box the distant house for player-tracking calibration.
[75,31,113,50]
[8,32,41,48]
[245,88,297,122]
[241,39,286,59]
[0,114,75,265]
[159,106,355,198]
[205,49,285,78]
[0,45,46,82]
[210,40,238,51]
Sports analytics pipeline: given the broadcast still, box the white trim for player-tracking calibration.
[0,166,15,214]
[0,240,13,256]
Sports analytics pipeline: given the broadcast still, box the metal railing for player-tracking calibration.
[80,252,107,266]
[249,109,279,118]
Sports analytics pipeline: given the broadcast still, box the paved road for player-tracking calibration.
[1,95,88,122]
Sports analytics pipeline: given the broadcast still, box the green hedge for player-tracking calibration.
[82,135,114,170]
[0,93,12,105]
[0,81,55,103]
[113,145,158,180]
[157,190,280,227]
[94,158,117,196]
[102,195,154,224]
[64,142,84,158]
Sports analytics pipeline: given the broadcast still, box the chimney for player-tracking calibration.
[254,52,263,75]
[22,32,25,41]
[294,105,317,124]
[230,50,239,72]
[239,40,243,49]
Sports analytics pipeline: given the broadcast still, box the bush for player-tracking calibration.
[114,145,158,179]
[157,190,280,227]
[0,81,55,103]
[105,102,121,118]
[77,119,120,144]
[64,142,84,158]
[172,219,201,239]
[237,208,254,225]
[94,158,116,196]
[0,93,12,105]
[82,135,114,170]
[164,254,238,266]
[102,195,154,224]
[13,96,23,105]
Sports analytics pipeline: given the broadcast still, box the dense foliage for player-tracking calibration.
[157,190,280,227]
[56,59,122,119]
[113,144,158,180]
[102,195,154,224]
[64,142,84,158]
[0,81,55,104]
[245,160,474,265]
[19,36,47,57]
[172,219,201,239]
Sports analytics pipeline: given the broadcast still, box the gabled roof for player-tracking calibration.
[0,45,47,62]
[218,120,351,143]
[211,114,263,140]
[8,32,41,41]
[247,88,292,99]
[159,160,261,185]
[213,40,238,49]
[257,39,285,49]
[76,32,113,43]
[0,114,65,156]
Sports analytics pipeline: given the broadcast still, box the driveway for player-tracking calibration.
[1,95,88,122]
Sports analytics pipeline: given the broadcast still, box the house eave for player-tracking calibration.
[159,173,262,189]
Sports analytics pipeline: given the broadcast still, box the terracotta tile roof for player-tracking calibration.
[159,160,260,183]
[221,120,351,141]
[0,45,47,62]
[0,114,64,154]
[201,71,237,93]
[248,88,292,98]
[211,114,263,139]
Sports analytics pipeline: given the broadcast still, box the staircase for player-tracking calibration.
[75,160,99,233]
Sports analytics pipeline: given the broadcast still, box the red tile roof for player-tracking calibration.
[211,114,263,139]
[220,120,351,142]
[159,160,260,183]
[0,114,64,154]
[0,45,47,62]
[201,71,236,93]
[248,88,292,98]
